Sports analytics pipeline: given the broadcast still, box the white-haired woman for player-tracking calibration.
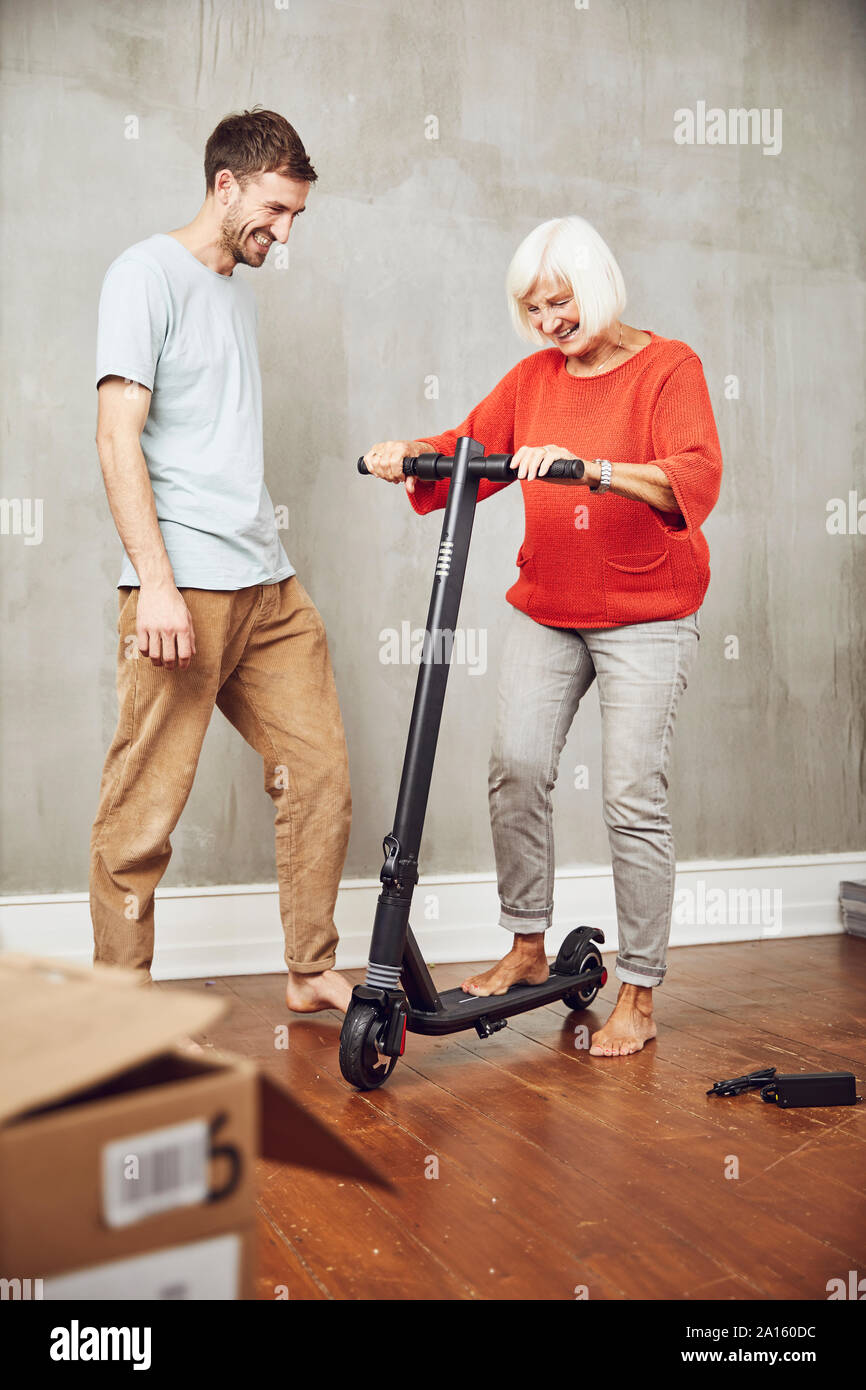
[363,217,722,1058]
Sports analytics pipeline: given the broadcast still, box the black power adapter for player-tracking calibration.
[707,1066,861,1107]
[760,1072,861,1108]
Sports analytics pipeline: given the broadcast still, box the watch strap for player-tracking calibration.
[590,458,612,493]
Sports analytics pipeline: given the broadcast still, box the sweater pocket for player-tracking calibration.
[515,543,536,578]
[603,549,675,624]
[512,543,538,609]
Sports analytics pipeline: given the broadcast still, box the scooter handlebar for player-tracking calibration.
[357,453,586,482]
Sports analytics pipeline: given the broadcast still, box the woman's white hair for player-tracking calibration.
[506,216,627,349]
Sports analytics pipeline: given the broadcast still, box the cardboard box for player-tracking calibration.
[0,955,383,1300]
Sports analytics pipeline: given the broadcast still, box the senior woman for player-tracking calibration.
[363,216,722,1059]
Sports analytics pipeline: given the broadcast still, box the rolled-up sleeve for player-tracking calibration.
[649,355,723,538]
[95,259,168,393]
[409,360,522,515]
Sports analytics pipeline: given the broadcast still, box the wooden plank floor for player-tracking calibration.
[160,937,866,1301]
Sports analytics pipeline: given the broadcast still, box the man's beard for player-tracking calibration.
[219,208,254,267]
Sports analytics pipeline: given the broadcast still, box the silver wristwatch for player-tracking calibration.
[589,458,612,493]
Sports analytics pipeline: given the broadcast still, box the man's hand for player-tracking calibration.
[510,445,590,483]
[136,582,196,669]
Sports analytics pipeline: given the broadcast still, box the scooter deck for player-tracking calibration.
[405,965,605,1036]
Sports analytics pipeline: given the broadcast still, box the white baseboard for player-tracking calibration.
[0,853,862,981]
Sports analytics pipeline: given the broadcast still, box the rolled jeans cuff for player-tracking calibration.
[285,952,337,974]
[499,905,552,934]
[615,955,665,988]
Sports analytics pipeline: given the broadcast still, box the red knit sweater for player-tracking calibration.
[409,332,723,627]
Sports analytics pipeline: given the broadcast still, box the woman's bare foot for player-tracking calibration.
[462,933,549,996]
[589,982,656,1056]
[286,968,353,1014]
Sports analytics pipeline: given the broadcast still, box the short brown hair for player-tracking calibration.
[204,107,317,193]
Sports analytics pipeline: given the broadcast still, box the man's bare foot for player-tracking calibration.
[589,982,656,1057]
[462,933,549,996]
[286,968,353,1014]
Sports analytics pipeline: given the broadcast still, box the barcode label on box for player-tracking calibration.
[102,1119,209,1228]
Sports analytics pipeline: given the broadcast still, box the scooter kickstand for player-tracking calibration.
[475,1017,508,1040]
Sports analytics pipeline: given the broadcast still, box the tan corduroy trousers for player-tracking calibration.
[90,576,352,978]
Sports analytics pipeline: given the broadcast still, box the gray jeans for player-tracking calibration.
[489,604,700,987]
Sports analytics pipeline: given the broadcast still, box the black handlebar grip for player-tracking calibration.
[477,455,586,483]
[482,455,587,482]
[546,457,586,480]
[357,456,414,474]
[357,454,443,477]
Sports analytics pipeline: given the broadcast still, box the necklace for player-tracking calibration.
[592,322,624,375]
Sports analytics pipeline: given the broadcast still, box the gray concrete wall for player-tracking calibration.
[1,0,863,895]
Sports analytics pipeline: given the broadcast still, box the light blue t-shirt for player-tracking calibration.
[95,232,294,589]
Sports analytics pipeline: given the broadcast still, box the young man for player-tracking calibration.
[90,108,352,1013]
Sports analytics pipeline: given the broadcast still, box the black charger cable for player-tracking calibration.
[706,1066,777,1098]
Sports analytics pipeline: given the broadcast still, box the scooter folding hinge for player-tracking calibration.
[379,833,419,891]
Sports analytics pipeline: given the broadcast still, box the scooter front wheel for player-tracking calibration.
[339,1001,398,1090]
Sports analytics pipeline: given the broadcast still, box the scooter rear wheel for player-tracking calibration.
[339,1001,397,1090]
[562,945,604,1011]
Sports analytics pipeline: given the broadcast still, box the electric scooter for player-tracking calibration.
[339,436,607,1090]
